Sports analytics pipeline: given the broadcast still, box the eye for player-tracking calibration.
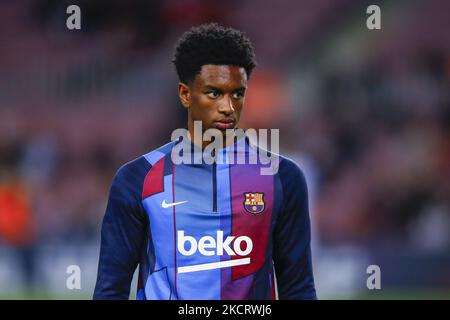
[206,90,220,99]
[232,91,245,99]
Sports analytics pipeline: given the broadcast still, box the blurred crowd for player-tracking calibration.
[294,50,450,248]
[0,0,449,293]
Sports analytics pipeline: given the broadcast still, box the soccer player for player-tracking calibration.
[93,23,316,300]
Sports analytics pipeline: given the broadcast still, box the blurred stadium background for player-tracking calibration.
[0,0,449,299]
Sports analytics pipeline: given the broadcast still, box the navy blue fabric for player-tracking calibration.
[273,157,317,299]
[93,156,151,299]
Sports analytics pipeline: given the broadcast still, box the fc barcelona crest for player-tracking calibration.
[244,192,265,214]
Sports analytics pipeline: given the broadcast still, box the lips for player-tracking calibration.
[214,118,235,130]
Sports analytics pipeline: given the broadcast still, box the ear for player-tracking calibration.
[178,82,190,109]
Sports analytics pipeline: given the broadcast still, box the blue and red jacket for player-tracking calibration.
[93,136,316,300]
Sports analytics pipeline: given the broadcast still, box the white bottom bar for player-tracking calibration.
[177,258,250,274]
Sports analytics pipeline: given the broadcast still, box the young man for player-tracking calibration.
[93,23,316,300]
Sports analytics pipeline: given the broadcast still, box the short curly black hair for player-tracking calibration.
[172,23,257,84]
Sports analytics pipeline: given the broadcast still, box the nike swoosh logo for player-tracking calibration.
[161,199,188,208]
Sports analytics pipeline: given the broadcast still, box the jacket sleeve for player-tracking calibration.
[273,158,317,300]
[93,163,148,300]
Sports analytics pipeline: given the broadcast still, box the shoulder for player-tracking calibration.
[248,139,305,182]
[277,155,308,197]
[112,140,177,201]
[278,155,305,180]
[142,140,177,166]
[112,140,176,194]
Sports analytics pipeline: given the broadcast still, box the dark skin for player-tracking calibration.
[178,64,248,148]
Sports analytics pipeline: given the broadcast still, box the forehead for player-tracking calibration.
[193,64,247,89]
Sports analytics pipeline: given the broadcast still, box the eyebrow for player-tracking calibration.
[203,84,247,91]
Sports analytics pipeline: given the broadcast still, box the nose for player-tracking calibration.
[218,95,235,115]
